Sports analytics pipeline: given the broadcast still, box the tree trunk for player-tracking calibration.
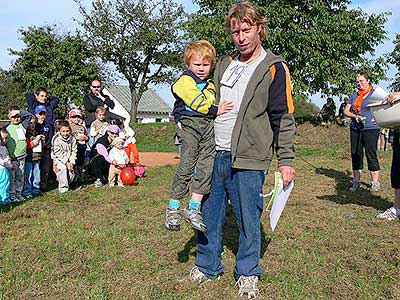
[129,84,139,123]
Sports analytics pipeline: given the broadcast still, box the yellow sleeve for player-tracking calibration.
[172,75,216,115]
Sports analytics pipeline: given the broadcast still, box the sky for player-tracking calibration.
[0,0,399,109]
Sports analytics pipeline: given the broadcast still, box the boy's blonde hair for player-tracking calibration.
[184,40,216,67]
[225,1,267,41]
[96,106,106,114]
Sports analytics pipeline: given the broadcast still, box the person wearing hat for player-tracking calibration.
[5,106,33,202]
[89,124,120,187]
[68,108,89,188]
[34,105,54,192]
[27,87,59,129]
[108,136,129,187]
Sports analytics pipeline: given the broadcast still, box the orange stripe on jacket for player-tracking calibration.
[282,63,295,113]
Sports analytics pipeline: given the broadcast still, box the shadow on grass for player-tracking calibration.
[177,205,271,263]
[315,167,392,210]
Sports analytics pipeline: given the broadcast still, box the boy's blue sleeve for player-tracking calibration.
[26,92,36,113]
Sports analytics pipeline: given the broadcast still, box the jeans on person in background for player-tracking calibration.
[195,151,265,280]
[23,160,41,197]
[9,159,25,201]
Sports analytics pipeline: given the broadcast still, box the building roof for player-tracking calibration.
[104,84,172,115]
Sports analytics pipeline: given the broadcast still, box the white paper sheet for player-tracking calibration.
[268,173,294,232]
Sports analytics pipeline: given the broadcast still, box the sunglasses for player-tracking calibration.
[11,115,21,119]
[38,111,46,116]
[71,115,83,119]
[91,85,101,88]
[109,132,119,136]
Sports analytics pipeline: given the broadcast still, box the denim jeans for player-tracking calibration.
[23,161,41,197]
[195,151,265,280]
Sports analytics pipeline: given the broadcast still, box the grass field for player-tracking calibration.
[0,123,399,300]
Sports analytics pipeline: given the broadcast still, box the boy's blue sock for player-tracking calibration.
[188,199,201,210]
[168,199,180,209]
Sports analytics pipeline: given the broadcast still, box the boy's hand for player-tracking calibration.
[10,165,17,171]
[217,101,234,115]
[66,162,74,171]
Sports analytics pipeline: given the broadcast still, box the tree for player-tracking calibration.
[76,0,187,123]
[0,69,25,119]
[388,33,400,90]
[9,25,102,114]
[186,0,389,99]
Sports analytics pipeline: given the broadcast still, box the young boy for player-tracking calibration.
[23,116,44,199]
[89,106,109,145]
[68,108,89,186]
[0,129,15,204]
[6,106,32,202]
[26,87,59,130]
[51,121,77,193]
[34,105,54,192]
[165,40,233,232]
[108,137,129,187]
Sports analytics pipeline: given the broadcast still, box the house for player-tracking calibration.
[102,84,172,124]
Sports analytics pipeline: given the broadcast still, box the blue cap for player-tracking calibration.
[35,105,47,114]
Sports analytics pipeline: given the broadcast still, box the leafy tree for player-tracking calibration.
[186,0,389,99]
[9,25,102,114]
[388,33,400,90]
[75,0,186,123]
[0,69,25,119]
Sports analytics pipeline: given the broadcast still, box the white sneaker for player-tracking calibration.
[235,275,259,299]
[370,181,381,192]
[190,266,219,284]
[376,207,399,221]
[94,178,103,187]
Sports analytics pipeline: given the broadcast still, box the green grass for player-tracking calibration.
[134,122,177,152]
[0,123,399,300]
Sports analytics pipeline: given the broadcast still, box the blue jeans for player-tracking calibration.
[195,151,265,280]
[23,161,41,197]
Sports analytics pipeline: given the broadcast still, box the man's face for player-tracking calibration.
[230,19,261,59]
[187,55,212,81]
[356,75,370,91]
[90,80,102,94]
[35,91,48,104]
[59,126,71,139]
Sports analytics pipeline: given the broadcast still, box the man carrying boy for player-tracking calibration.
[192,2,296,298]
[165,40,233,232]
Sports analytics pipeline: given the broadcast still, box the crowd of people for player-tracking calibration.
[0,79,141,204]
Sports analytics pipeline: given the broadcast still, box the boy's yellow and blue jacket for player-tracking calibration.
[172,70,218,123]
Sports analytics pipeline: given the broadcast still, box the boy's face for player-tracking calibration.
[59,126,71,139]
[96,112,106,121]
[187,55,212,80]
[28,120,36,132]
[9,114,21,125]
[35,91,48,104]
[0,131,8,145]
[36,112,46,123]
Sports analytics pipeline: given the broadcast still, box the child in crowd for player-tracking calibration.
[6,106,32,202]
[23,116,44,199]
[90,106,109,145]
[114,118,140,166]
[108,137,129,187]
[68,108,89,186]
[0,129,15,204]
[34,105,54,192]
[51,121,77,193]
[26,87,59,130]
[165,40,233,232]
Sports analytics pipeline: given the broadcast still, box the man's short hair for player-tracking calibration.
[95,106,107,114]
[225,1,267,41]
[184,40,216,67]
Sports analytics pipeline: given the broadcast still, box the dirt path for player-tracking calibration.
[139,152,179,167]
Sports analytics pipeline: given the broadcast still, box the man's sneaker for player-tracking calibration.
[376,207,399,221]
[370,181,381,192]
[181,207,207,232]
[349,180,361,192]
[165,208,181,231]
[235,275,259,299]
[190,266,219,284]
[94,178,103,188]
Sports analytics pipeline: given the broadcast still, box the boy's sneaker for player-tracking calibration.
[349,180,361,192]
[165,208,181,231]
[16,195,26,202]
[190,266,219,284]
[235,275,259,299]
[94,178,103,187]
[181,207,207,232]
[376,207,399,221]
[370,181,381,192]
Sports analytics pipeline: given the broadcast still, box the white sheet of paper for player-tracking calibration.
[269,174,294,232]
[16,128,26,140]
[32,141,42,153]
[220,60,246,87]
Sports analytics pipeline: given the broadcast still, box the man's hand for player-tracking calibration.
[217,101,234,115]
[384,92,400,105]
[279,166,295,188]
